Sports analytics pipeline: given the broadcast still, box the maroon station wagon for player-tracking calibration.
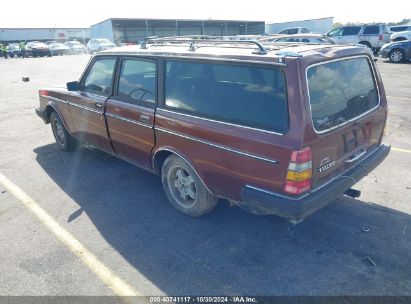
[35,38,390,221]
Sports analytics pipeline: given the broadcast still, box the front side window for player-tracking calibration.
[301,28,310,33]
[328,28,343,37]
[117,59,156,103]
[165,61,288,132]
[83,58,116,96]
[307,57,379,132]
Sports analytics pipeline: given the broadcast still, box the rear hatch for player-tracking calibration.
[305,55,387,188]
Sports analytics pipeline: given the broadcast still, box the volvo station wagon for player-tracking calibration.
[36,37,390,220]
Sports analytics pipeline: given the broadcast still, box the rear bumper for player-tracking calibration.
[241,144,390,220]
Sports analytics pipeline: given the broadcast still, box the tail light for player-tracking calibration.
[379,34,384,41]
[284,147,312,195]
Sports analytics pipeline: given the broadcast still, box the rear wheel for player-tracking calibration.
[389,49,404,63]
[161,155,218,217]
[50,112,77,151]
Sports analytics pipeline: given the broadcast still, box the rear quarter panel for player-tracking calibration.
[153,59,308,201]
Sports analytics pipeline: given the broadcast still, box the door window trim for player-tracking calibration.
[111,56,158,109]
[78,55,119,98]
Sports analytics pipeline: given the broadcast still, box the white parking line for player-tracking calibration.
[392,147,411,154]
[0,173,143,300]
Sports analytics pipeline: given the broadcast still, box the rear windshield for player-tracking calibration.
[165,61,289,132]
[307,57,379,132]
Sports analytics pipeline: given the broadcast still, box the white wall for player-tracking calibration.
[265,17,334,34]
[0,28,90,42]
[90,20,115,42]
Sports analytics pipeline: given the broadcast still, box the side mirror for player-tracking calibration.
[67,81,79,91]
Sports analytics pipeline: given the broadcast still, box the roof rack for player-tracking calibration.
[140,37,268,55]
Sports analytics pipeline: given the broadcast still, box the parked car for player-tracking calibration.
[86,38,116,53]
[36,38,390,220]
[379,40,411,63]
[326,24,390,51]
[65,41,87,54]
[49,43,70,56]
[390,30,411,42]
[26,41,51,57]
[6,43,22,58]
[260,34,335,44]
[45,41,58,45]
[277,27,310,35]
[389,25,411,33]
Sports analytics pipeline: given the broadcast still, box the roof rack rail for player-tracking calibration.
[140,37,268,55]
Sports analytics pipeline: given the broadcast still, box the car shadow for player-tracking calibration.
[34,143,411,295]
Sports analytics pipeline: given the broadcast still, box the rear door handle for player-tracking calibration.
[345,149,367,163]
[95,103,102,109]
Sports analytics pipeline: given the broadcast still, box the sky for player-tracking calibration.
[2,0,410,28]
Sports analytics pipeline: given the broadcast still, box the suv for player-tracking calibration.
[35,38,390,220]
[326,24,390,51]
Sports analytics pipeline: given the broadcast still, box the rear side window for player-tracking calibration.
[307,57,379,132]
[165,61,288,132]
[342,27,362,36]
[363,26,379,35]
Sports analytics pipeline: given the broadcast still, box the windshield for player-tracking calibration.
[96,39,111,43]
[307,57,379,132]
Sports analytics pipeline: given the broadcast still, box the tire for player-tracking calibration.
[389,49,404,63]
[161,155,218,217]
[50,112,77,151]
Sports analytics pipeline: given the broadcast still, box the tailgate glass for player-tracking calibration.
[307,57,379,133]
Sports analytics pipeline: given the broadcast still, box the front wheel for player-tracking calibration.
[161,155,218,217]
[50,112,77,151]
[389,49,404,63]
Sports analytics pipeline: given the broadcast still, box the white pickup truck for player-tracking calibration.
[391,30,411,42]
[326,24,391,51]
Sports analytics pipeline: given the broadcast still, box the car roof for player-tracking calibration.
[100,39,371,65]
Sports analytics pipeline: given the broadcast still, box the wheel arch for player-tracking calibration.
[393,37,407,42]
[358,41,372,48]
[151,147,216,195]
[44,104,71,133]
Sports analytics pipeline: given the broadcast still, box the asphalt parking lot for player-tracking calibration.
[0,54,410,297]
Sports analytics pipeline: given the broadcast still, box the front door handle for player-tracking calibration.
[95,103,102,109]
[140,114,150,122]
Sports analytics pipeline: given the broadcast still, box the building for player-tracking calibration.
[90,18,265,44]
[265,17,334,35]
[0,28,90,43]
